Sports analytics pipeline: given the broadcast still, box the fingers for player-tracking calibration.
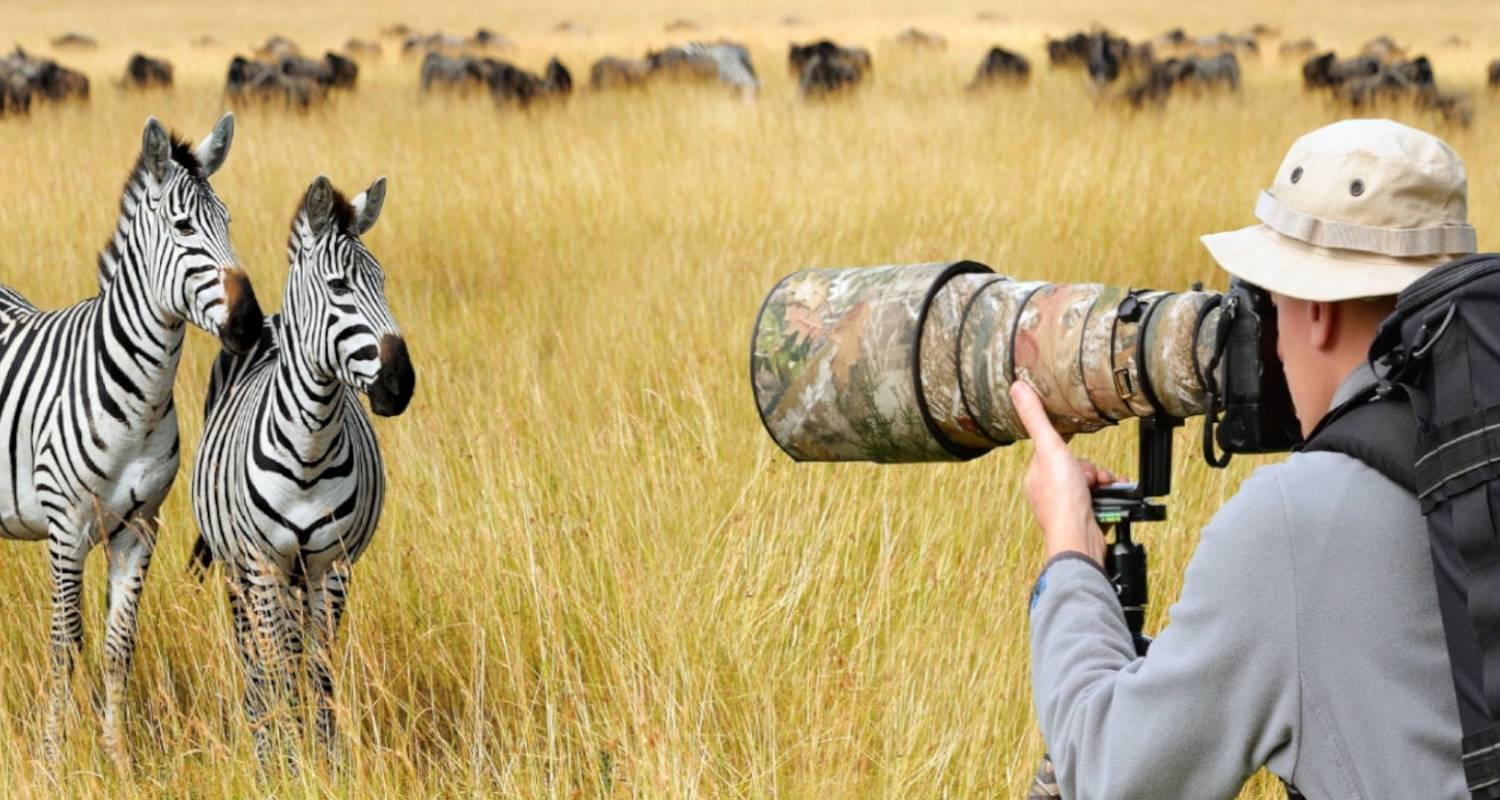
[1009,381,1068,453]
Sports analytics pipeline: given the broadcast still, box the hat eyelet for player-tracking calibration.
[1290,166,1303,184]
[1350,179,1365,197]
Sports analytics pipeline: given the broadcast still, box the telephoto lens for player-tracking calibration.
[750,261,1224,463]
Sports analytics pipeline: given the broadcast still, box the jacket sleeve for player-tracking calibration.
[1029,466,1301,799]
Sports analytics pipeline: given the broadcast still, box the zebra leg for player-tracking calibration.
[43,528,88,763]
[305,561,350,760]
[101,516,156,773]
[233,565,296,768]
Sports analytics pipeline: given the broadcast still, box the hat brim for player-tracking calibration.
[1200,224,1450,302]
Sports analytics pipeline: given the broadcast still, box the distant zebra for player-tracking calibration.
[190,175,415,764]
[0,114,261,768]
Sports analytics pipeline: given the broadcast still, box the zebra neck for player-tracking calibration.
[266,317,348,466]
[92,209,186,416]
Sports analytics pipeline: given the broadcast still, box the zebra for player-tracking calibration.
[0,113,262,768]
[189,174,414,764]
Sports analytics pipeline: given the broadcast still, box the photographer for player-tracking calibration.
[1018,119,1471,798]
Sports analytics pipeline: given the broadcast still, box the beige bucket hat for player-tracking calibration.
[1200,118,1475,302]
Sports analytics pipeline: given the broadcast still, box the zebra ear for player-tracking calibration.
[304,175,336,237]
[350,176,386,236]
[194,113,234,178]
[142,117,171,184]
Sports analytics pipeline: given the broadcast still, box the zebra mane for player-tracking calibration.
[97,130,207,289]
[292,185,357,239]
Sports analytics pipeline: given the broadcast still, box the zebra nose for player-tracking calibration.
[368,335,415,417]
[219,268,264,355]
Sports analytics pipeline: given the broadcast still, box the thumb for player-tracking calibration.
[1010,380,1068,453]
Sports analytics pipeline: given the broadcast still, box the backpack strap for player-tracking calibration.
[1300,389,1418,494]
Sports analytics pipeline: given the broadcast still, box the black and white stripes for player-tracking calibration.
[0,114,261,768]
[190,174,413,763]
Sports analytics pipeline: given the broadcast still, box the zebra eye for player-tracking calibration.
[327,278,352,295]
[173,219,195,236]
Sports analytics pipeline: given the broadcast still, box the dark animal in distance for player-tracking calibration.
[2,47,90,110]
[225,56,325,108]
[1304,50,1469,125]
[253,35,301,62]
[123,53,174,89]
[1279,38,1318,59]
[281,51,359,90]
[789,40,871,97]
[419,53,572,106]
[1124,52,1240,106]
[1488,59,1500,88]
[967,46,1030,90]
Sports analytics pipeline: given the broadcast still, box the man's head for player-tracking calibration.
[1201,119,1474,434]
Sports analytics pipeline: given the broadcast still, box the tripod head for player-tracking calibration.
[1090,416,1182,656]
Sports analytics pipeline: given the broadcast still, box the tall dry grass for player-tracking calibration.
[2,1,1499,797]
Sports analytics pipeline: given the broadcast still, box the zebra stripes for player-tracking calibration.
[0,114,261,768]
[190,174,413,763]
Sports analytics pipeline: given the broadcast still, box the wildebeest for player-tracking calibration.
[554,20,591,36]
[381,23,414,39]
[1301,51,1381,89]
[800,54,863,97]
[123,53,173,89]
[281,51,359,89]
[1305,50,1468,124]
[51,32,97,50]
[1124,52,1240,106]
[3,48,89,104]
[896,28,948,50]
[1488,59,1500,88]
[419,52,490,92]
[967,46,1030,90]
[590,55,651,89]
[788,40,872,97]
[225,56,325,108]
[648,42,760,93]
[419,53,572,106]
[665,18,701,32]
[344,38,383,59]
[0,61,32,117]
[489,57,573,106]
[1048,30,1150,74]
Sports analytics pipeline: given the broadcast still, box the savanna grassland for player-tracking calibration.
[4,0,1500,797]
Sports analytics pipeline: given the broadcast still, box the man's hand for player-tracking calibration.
[1010,381,1115,566]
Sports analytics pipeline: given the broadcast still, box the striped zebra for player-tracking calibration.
[190,174,414,763]
[0,114,261,768]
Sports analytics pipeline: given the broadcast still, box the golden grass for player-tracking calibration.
[3,1,1499,797]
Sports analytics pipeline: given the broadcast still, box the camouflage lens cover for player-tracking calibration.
[750,261,994,462]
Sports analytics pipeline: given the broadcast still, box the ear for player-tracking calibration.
[194,113,235,178]
[350,176,386,236]
[304,175,336,237]
[142,117,171,184]
[1308,300,1336,350]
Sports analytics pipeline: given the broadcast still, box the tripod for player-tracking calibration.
[1026,416,1180,799]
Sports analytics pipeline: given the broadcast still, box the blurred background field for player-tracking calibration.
[3,0,1500,797]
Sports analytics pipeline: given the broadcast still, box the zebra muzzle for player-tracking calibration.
[220,268,264,355]
[368,335,415,417]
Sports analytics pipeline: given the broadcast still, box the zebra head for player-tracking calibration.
[287,175,415,417]
[137,114,263,354]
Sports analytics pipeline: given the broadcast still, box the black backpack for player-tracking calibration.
[1303,252,1500,799]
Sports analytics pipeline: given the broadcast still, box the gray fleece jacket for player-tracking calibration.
[1029,366,1466,799]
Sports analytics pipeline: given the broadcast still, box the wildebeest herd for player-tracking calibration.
[3,23,1499,123]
